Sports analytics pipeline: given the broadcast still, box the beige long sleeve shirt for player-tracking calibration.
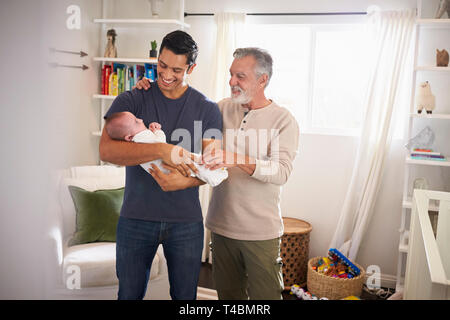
[206,98,300,240]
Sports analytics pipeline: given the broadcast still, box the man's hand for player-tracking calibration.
[149,163,203,192]
[202,147,237,171]
[202,144,256,175]
[133,77,152,90]
[160,143,199,177]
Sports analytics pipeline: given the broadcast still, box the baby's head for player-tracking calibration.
[105,111,147,141]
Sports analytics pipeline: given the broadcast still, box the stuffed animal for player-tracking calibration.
[436,49,449,67]
[104,29,117,58]
[416,81,436,114]
[435,0,450,18]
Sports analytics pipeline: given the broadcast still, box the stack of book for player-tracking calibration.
[410,148,446,161]
[101,63,157,96]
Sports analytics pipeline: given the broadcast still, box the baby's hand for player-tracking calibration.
[149,122,162,132]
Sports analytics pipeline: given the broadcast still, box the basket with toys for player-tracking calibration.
[306,248,365,300]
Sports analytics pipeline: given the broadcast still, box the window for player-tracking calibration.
[238,23,370,135]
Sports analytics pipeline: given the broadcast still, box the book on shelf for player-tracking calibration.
[410,154,446,160]
[145,63,156,81]
[100,62,157,96]
[410,148,441,156]
[409,148,446,161]
[135,65,145,83]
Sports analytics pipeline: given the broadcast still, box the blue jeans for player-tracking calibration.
[115,216,204,300]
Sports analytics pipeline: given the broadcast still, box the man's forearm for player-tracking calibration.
[236,153,256,176]
[99,128,164,166]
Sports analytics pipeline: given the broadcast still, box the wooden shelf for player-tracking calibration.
[93,57,158,64]
[410,113,450,120]
[93,18,190,28]
[406,156,450,167]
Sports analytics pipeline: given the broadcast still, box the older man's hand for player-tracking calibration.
[133,77,152,90]
[202,147,237,171]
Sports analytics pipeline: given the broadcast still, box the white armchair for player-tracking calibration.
[46,165,170,299]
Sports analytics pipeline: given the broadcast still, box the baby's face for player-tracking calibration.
[123,112,147,136]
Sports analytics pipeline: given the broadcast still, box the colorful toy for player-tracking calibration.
[328,248,361,277]
[342,295,361,300]
[290,284,328,300]
[290,284,302,297]
[316,257,333,273]
[313,249,361,279]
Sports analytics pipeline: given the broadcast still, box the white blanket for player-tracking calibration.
[132,130,228,187]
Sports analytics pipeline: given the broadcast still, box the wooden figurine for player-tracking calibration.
[436,49,449,67]
[104,29,117,58]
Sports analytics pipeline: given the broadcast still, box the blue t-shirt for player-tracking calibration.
[104,84,222,222]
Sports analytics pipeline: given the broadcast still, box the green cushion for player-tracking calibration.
[68,186,124,246]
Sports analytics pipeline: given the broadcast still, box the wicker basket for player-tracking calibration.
[307,256,365,300]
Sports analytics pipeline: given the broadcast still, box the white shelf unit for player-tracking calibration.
[410,113,450,119]
[405,156,450,166]
[414,66,450,72]
[92,0,188,148]
[93,18,190,29]
[396,1,450,292]
[93,94,116,100]
[93,57,158,64]
[416,18,450,26]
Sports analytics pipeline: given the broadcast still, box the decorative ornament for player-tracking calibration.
[104,29,117,58]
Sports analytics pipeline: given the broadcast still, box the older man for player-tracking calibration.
[202,48,299,300]
[136,47,299,300]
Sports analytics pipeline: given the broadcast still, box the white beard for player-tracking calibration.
[230,86,252,105]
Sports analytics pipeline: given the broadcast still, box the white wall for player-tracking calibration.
[44,0,103,169]
[0,0,102,299]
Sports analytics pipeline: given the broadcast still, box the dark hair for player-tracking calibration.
[159,30,199,66]
[104,112,130,140]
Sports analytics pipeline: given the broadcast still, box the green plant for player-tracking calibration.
[151,40,157,51]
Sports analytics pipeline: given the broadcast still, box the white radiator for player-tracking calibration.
[404,189,450,300]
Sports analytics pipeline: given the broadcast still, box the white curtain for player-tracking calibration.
[200,12,246,263]
[210,12,246,102]
[329,9,415,261]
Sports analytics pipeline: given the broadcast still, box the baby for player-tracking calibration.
[104,111,228,187]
